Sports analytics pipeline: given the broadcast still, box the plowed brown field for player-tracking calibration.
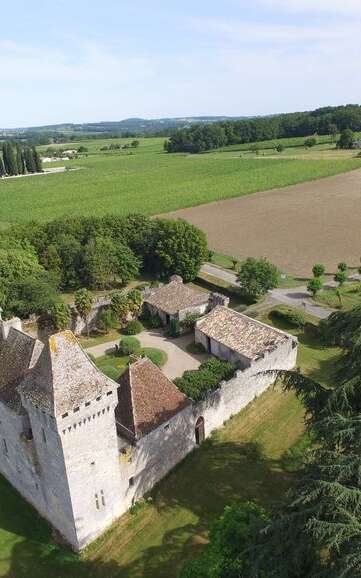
[164,168,361,277]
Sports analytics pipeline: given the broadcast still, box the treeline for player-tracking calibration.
[165,104,361,153]
[0,214,208,318]
[0,141,42,176]
[180,305,361,577]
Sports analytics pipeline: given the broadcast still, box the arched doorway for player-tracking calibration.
[195,417,205,445]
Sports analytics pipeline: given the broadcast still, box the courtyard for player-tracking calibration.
[86,328,209,380]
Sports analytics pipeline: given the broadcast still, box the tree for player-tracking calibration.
[304,136,317,148]
[337,261,348,272]
[180,502,269,578]
[24,147,37,173]
[307,277,322,296]
[83,236,139,289]
[5,272,59,318]
[110,291,129,326]
[77,146,88,153]
[32,147,43,173]
[0,154,5,177]
[49,301,71,330]
[53,234,83,288]
[337,129,354,149]
[329,123,338,143]
[237,257,280,297]
[74,288,93,336]
[131,140,140,148]
[3,142,18,175]
[312,263,325,277]
[275,143,284,153]
[127,288,142,317]
[334,270,347,286]
[151,219,208,282]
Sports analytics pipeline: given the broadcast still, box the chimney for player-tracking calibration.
[0,317,23,340]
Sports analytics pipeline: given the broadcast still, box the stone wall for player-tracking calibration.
[194,337,298,437]
[70,297,111,336]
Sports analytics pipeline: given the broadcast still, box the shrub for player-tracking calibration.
[122,320,144,335]
[118,336,141,356]
[142,347,167,367]
[98,308,117,333]
[169,318,181,337]
[337,261,348,272]
[174,358,237,401]
[181,312,201,331]
[148,314,162,328]
[334,270,347,286]
[270,307,306,328]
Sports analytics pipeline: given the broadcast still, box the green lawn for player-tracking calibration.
[314,281,361,311]
[1,137,361,226]
[0,312,341,578]
[94,348,168,381]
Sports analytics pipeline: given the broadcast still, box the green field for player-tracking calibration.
[0,316,341,578]
[1,137,361,227]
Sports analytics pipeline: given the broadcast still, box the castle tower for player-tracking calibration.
[19,331,123,550]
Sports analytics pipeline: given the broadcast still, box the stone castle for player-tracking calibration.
[0,303,297,551]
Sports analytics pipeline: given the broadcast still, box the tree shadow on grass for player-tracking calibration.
[2,440,292,578]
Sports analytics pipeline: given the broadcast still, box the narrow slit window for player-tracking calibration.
[101,490,106,506]
[95,493,100,510]
[2,439,8,456]
[41,428,47,443]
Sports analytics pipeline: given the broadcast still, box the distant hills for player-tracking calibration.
[0,116,248,137]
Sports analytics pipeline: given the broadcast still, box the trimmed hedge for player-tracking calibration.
[174,357,237,401]
[142,347,168,367]
[122,320,144,335]
[269,306,306,328]
[118,336,141,356]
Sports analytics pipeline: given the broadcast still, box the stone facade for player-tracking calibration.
[0,307,297,552]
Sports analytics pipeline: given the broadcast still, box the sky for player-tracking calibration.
[1,0,361,127]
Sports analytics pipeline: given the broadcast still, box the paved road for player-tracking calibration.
[200,263,332,319]
[269,287,332,320]
[86,328,208,380]
[201,263,238,285]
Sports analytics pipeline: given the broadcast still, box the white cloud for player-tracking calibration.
[257,0,361,15]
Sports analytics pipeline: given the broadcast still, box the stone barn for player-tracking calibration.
[143,275,210,326]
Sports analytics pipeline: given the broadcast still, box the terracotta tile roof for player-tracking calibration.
[0,328,43,412]
[116,358,190,440]
[144,280,209,315]
[20,331,117,416]
[196,306,294,361]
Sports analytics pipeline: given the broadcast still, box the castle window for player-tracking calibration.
[106,391,112,396]
[85,402,91,407]
[164,423,170,431]
[96,396,101,402]
[41,428,47,443]
[74,407,80,413]
[129,477,135,487]
[95,493,100,510]
[62,412,68,419]
[2,439,8,456]
[101,490,106,506]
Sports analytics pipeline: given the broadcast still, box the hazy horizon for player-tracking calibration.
[1,0,361,128]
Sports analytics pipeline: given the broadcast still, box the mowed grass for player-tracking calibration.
[0,319,341,578]
[1,137,361,226]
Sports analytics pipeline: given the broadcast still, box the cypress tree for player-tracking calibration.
[32,146,42,173]
[16,143,24,174]
[0,153,5,176]
[2,143,10,175]
[24,147,36,173]
[6,142,18,175]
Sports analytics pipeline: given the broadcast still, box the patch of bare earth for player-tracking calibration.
[163,168,361,277]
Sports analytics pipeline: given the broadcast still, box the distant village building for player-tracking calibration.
[0,295,297,551]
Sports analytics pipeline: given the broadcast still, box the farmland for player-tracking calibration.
[0,136,361,228]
